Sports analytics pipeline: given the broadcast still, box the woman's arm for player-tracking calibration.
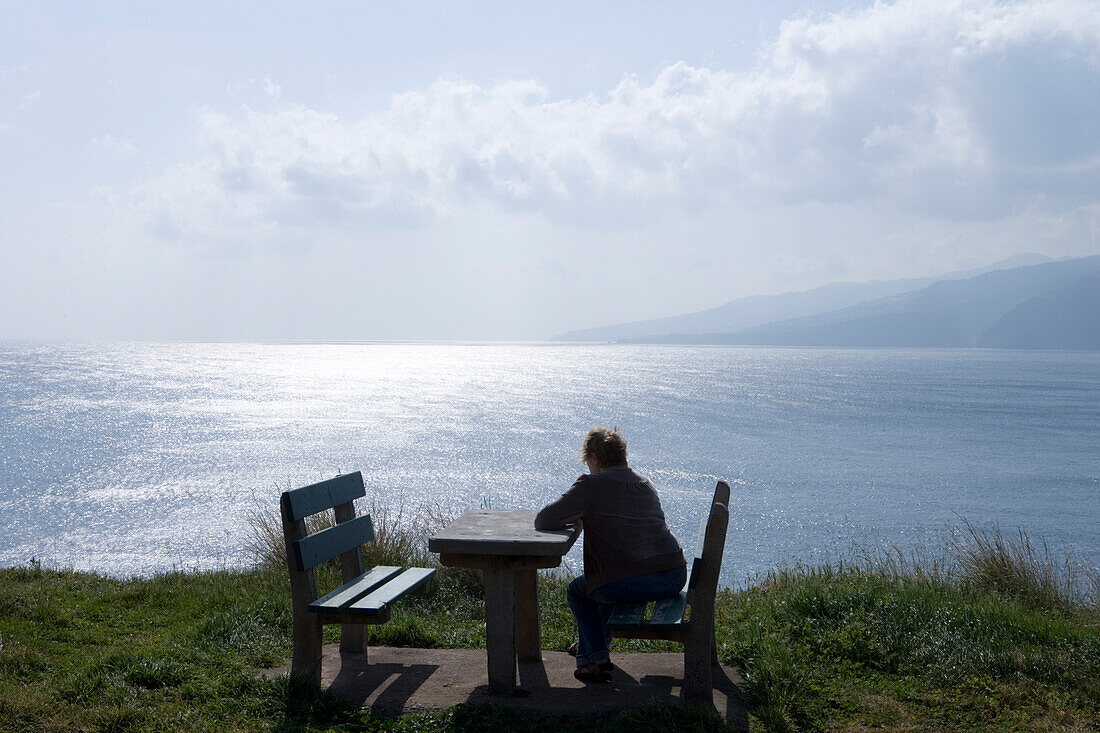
[533,475,588,529]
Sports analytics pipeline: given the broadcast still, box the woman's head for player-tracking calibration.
[581,426,627,472]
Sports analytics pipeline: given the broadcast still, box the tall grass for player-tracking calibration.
[846,519,1098,611]
[245,496,438,570]
[730,521,1100,732]
[948,519,1098,611]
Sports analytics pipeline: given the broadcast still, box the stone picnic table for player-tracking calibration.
[428,510,580,693]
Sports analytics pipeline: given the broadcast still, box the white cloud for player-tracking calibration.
[92,134,138,155]
[90,186,117,207]
[226,76,284,102]
[17,90,40,110]
[262,76,281,100]
[131,0,1100,244]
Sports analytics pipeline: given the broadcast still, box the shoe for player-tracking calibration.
[573,666,612,684]
[566,641,579,656]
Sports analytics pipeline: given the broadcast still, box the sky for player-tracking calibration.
[1,0,1098,340]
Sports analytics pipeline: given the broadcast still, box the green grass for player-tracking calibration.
[711,519,1100,731]
[1,520,1096,732]
[719,565,1098,731]
[0,560,728,732]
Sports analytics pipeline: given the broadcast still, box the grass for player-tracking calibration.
[722,566,1098,731]
[950,518,1098,612]
[718,522,1099,731]
[0,512,1095,732]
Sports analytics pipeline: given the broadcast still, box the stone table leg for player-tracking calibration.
[515,567,541,661]
[482,562,517,693]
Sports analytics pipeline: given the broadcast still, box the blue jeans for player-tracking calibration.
[567,565,687,667]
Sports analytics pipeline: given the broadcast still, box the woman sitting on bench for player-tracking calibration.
[535,427,687,683]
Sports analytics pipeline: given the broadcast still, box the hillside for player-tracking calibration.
[979,273,1100,349]
[552,254,1052,342]
[623,255,1100,349]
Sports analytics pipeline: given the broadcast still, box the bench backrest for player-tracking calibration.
[282,471,367,523]
[280,471,373,601]
[685,481,730,609]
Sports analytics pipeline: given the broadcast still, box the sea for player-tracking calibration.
[1,341,1097,587]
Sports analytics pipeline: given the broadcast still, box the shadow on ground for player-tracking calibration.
[265,645,747,727]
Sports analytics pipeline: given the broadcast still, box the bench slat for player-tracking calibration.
[309,565,403,613]
[647,591,687,630]
[607,602,647,630]
[688,514,708,589]
[282,472,366,522]
[347,567,436,615]
[292,514,375,571]
[693,511,708,561]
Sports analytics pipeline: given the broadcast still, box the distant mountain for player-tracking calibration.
[979,273,1100,349]
[551,253,1053,342]
[623,255,1100,350]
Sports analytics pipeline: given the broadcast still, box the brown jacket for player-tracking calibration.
[534,465,685,593]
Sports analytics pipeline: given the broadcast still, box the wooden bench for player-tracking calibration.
[607,480,730,706]
[280,471,436,686]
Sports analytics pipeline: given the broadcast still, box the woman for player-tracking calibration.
[535,427,686,683]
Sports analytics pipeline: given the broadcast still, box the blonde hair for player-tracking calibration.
[581,426,627,468]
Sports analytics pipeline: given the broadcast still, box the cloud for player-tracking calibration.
[17,90,40,110]
[261,76,281,101]
[92,134,138,155]
[226,76,283,102]
[90,186,117,207]
[131,0,1100,244]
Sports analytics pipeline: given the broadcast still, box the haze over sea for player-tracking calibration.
[1,341,1097,586]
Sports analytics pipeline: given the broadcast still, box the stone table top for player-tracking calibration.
[428,510,580,557]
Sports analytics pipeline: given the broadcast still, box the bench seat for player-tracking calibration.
[309,565,402,613]
[608,587,688,632]
[310,565,435,616]
[346,567,435,615]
